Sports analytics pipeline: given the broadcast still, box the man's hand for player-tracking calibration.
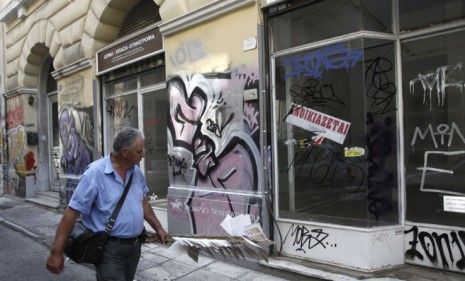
[45,207,80,275]
[155,227,170,244]
[46,251,64,274]
[143,198,170,244]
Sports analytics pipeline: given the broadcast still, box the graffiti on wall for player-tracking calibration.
[280,51,397,222]
[167,68,261,234]
[282,43,362,79]
[58,106,94,204]
[365,55,396,221]
[0,118,6,193]
[5,96,32,196]
[409,116,465,195]
[170,41,206,67]
[404,60,465,272]
[365,56,396,115]
[105,97,136,134]
[282,223,335,254]
[407,63,465,196]
[59,107,93,176]
[8,126,26,172]
[405,225,465,271]
[6,96,37,176]
[6,96,24,129]
[409,63,464,111]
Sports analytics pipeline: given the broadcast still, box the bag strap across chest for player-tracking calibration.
[102,173,134,238]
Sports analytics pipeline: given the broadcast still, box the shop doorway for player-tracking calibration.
[38,55,58,192]
[46,92,59,190]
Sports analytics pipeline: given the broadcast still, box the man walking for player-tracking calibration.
[46,127,169,281]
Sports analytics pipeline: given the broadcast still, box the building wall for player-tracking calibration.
[4,93,34,196]
[0,20,6,196]
[56,68,96,205]
[162,2,265,235]
[0,0,163,198]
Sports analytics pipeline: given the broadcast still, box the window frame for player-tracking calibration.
[271,31,402,229]
[268,0,465,230]
[102,69,166,178]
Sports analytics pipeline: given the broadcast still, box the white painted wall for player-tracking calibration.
[277,221,404,271]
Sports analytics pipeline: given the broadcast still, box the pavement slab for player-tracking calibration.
[2,195,465,281]
[136,259,198,281]
[138,251,170,271]
[176,268,236,281]
[205,261,253,279]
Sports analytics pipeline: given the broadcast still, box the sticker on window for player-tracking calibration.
[285,103,350,144]
[344,147,365,157]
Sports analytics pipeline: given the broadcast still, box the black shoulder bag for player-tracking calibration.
[65,174,134,264]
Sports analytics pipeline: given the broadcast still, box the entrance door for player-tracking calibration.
[47,92,60,190]
[142,87,169,199]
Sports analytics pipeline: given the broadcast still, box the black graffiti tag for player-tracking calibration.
[168,155,188,176]
[206,112,235,138]
[365,56,396,115]
[106,99,134,119]
[290,79,345,111]
[289,145,365,187]
[405,226,465,270]
[284,224,332,254]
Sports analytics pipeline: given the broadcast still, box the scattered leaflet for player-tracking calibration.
[169,235,268,262]
[243,223,274,247]
[167,214,274,262]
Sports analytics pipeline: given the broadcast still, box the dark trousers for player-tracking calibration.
[95,238,141,281]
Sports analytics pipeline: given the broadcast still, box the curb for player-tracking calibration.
[0,214,97,272]
[0,216,51,248]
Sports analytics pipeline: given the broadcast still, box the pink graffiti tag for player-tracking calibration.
[167,75,261,235]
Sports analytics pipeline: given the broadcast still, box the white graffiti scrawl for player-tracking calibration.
[411,122,465,148]
[416,150,465,196]
[409,63,464,111]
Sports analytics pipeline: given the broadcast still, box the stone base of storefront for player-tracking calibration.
[276,221,404,272]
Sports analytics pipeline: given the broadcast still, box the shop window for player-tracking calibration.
[402,30,465,227]
[274,38,398,227]
[143,89,169,198]
[140,67,165,88]
[399,0,465,32]
[104,75,137,97]
[104,94,138,152]
[103,59,168,198]
[269,0,392,52]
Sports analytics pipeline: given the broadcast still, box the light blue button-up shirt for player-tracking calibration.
[68,155,148,238]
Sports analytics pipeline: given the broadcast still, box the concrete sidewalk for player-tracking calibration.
[0,196,306,281]
[2,195,465,281]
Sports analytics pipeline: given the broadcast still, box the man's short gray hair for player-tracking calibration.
[113,127,144,152]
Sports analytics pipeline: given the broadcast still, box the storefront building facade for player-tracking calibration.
[1,0,465,275]
[0,0,167,206]
[264,0,465,273]
[159,0,269,236]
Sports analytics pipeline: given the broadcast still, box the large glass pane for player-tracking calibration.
[402,30,465,227]
[104,75,137,97]
[364,39,398,226]
[269,0,392,52]
[400,0,465,32]
[275,39,398,227]
[105,94,138,152]
[143,89,169,198]
[140,67,165,88]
